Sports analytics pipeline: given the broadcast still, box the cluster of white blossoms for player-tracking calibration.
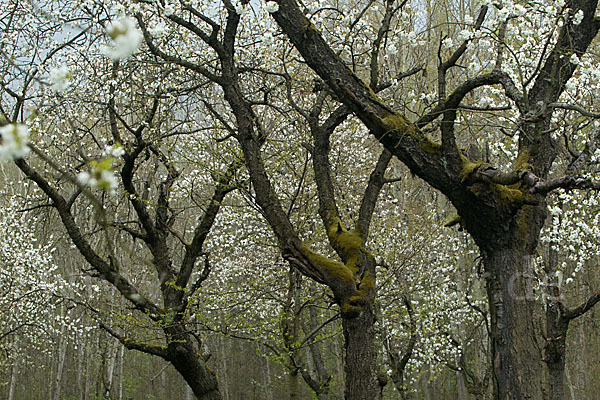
[0,204,63,351]
[102,16,143,60]
[162,2,175,16]
[265,1,279,13]
[49,65,72,92]
[234,2,247,16]
[234,1,278,15]
[77,158,119,194]
[101,144,126,158]
[0,123,30,162]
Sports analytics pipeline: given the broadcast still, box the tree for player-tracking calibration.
[0,2,243,395]
[268,0,600,397]
[132,1,400,397]
[3,0,600,398]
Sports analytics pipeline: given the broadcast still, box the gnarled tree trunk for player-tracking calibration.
[342,296,377,400]
[483,246,544,399]
[166,339,221,400]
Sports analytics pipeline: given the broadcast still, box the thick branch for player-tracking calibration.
[417,70,524,129]
[528,0,600,110]
[100,322,167,358]
[369,0,398,88]
[549,102,600,119]
[437,6,488,100]
[564,291,600,320]
[528,174,600,194]
[358,149,392,238]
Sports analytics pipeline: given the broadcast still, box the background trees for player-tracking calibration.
[1,0,600,399]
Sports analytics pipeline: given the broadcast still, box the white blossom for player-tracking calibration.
[265,1,279,13]
[573,9,584,25]
[263,33,274,46]
[148,23,167,38]
[512,4,527,17]
[456,29,472,43]
[103,16,143,60]
[77,171,95,186]
[570,53,581,65]
[0,123,30,161]
[49,65,72,92]
[102,144,125,158]
[442,37,454,49]
[100,169,118,191]
[163,3,175,16]
[235,3,246,15]
[77,159,119,194]
[388,42,398,55]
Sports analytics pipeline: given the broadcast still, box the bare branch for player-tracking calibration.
[564,291,600,321]
[136,14,222,84]
[549,102,600,119]
[100,322,167,358]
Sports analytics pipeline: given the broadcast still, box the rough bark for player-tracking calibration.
[184,381,195,400]
[545,305,569,400]
[167,342,221,400]
[484,247,544,399]
[343,302,377,400]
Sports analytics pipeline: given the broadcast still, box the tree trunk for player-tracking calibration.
[117,343,124,400]
[304,306,332,399]
[83,336,91,400]
[421,370,432,400]
[544,243,569,400]
[288,370,299,400]
[336,336,345,398]
[218,334,230,400]
[457,372,468,400]
[342,306,377,400]
[184,380,195,400]
[52,323,68,400]
[264,358,273,400]
[545,303,568,400]
[104,341,118,399]
[8,356,17,400]
[166,335,221,400]
[484,248,544,400]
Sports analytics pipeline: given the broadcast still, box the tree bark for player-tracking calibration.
[218,332,230,400]
[8,355,17,400]
[52,322,68,400]
[288,370,300,400]
[545,304,568,400]
[484,247,544,400]
[184,380,195,400]
[342,306,377,400]
[167,343,221,400]
[117,343,124,400]
[104,340,118,399]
